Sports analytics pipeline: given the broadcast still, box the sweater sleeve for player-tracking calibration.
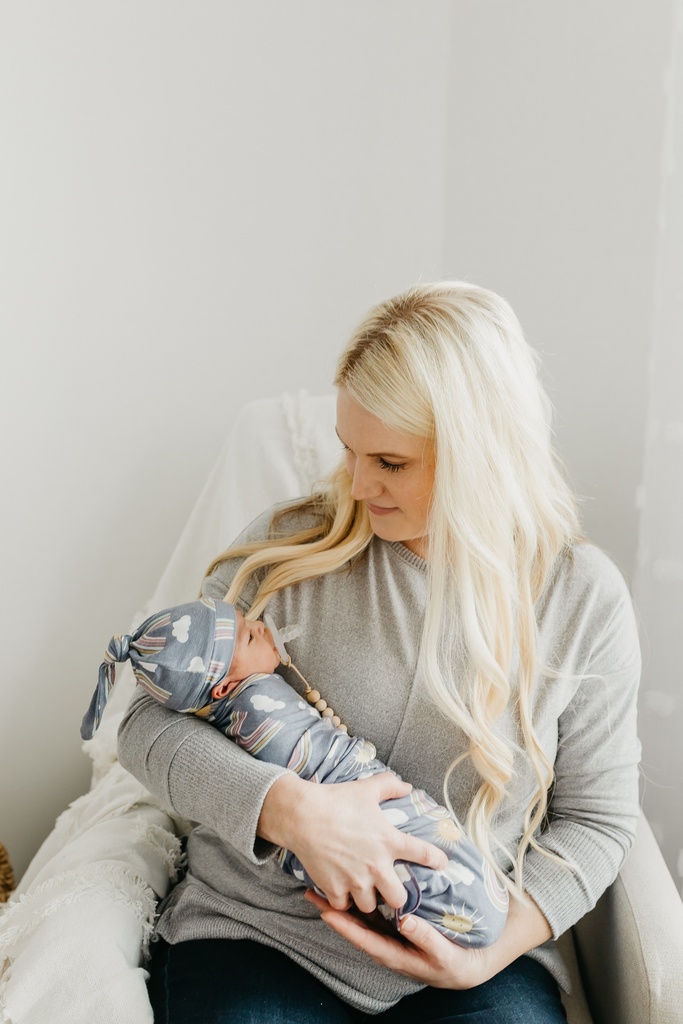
[520,588,642,938]
[117,505,291,863]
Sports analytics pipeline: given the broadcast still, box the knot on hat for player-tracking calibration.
[80,631,135,741]
[105,632,132,665]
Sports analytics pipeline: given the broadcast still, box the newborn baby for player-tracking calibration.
[82,597,509,947]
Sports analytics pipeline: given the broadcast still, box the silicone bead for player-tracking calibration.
[307,690,321,704]
[331,715,341,727]
[315,699,327,712]
[322,707,334,718]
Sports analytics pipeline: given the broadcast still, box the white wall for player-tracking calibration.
[0,0,451,878]
[633,0,683,893]
[442,0,670,583]
[439,0,682,885]
[1,1,679,888]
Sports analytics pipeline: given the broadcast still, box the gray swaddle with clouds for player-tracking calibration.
[209,671,509,946]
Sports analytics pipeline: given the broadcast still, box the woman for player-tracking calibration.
[118,281,641,1022]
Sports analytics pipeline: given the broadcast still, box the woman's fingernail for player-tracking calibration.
[401,915,416,935]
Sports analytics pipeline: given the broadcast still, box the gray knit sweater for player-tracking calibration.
[117,503,641,1014]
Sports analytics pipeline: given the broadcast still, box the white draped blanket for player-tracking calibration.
[0,393,338,1024]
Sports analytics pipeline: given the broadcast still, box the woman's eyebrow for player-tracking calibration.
[334,427,408,460]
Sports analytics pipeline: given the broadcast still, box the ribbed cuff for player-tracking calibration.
[147,714,291,864]
[519,820,632,938]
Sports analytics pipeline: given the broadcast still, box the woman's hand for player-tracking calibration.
[258,772,448,912]
[305,885,553,991]
[305,890,493,989]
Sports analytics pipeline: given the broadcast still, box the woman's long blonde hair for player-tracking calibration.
[206,281,583,892]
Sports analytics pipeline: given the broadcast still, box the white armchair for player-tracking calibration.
[1,393,681,1024]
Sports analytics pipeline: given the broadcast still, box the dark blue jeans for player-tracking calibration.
[147,937,568,1023]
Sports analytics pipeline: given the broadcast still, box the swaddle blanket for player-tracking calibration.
[209,671,509,947]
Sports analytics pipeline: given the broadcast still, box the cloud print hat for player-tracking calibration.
[81,597,238,740]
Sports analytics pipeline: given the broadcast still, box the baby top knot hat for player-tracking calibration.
[81,597,238,740]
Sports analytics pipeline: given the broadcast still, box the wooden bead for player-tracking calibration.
[293,664,349,734]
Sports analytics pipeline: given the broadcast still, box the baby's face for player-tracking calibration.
[228,610,280,682]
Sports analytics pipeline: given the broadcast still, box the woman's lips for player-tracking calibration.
[366,502,398,516]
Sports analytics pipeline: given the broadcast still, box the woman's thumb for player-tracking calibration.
[399,912,434,947]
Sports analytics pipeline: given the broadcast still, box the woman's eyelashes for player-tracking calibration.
[339,441,406,473]
[378,458,405,473]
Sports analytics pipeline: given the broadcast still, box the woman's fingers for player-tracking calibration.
[369,771,413,802]
[373,868,409,910]
[282,773,446,915]
[393,835,448,873]
[317,905,479,988]
[399,913,449,962]
[305,889,331,912]
[320,905,421,972]
[350,887,378,914]
[364,774,448,873]
[325,892,353,911]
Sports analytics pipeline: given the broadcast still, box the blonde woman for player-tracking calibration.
[119,282,641,1023]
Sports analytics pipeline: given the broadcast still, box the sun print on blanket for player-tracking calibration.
[438,902,486,942]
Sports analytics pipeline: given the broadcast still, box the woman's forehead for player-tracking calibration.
[335,389,425,455]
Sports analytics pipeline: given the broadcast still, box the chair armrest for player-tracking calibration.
[573,810,683,1024]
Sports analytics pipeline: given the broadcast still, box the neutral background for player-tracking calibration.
[1,1,681,894]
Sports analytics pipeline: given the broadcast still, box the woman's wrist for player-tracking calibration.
[484,889,553,978]
[257,773,309,848]
[438,889,554,990]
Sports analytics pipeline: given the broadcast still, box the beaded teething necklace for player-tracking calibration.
[264,614,348,733]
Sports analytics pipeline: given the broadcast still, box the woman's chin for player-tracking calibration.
[370,521,428,558]
[369,517,406,544]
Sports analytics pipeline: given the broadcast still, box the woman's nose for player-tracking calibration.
[350,460,382,501]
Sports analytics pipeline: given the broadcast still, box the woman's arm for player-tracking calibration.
[118,685,291,862]
[520,592,641,939]
[118,690,449,890]
[305,886,551,989]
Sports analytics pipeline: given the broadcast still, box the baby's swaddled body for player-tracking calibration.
[208,671,509,947]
